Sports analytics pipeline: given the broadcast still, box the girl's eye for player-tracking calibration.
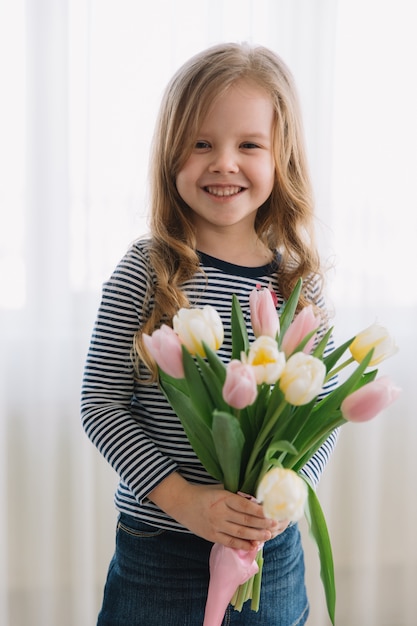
[195,141,210,150]
[241,142,260,149]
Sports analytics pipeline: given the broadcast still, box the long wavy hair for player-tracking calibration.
[134,42,322,379]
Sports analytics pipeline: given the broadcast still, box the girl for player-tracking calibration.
[81,42,338,625]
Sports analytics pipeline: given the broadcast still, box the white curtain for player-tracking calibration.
[1,1,415,625]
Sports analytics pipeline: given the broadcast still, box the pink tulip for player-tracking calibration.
[249,287,279,338]
[341,375,401,423]
[281,305,320,357]
[142,325,184,378]
[222,360,258,409]
[203,543,260,626]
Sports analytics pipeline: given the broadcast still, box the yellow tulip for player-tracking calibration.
[243,336,286,385]
[349,322,398,366]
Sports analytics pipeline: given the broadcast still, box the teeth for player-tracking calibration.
[206,186,242,197]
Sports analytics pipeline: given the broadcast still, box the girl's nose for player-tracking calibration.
[208,148,239,174]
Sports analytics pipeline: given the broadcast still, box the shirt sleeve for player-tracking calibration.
[80,244,179,503]
[299,428,339,488]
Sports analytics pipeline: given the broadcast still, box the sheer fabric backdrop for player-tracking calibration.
[0,1,415,625]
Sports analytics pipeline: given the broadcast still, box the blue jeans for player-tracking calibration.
[97,513,309,626]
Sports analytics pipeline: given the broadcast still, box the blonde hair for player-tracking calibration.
[135,42,322,378]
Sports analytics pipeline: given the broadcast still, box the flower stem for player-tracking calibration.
[232,579,249,612]
[286,417,346,470]
[325,356,354,382]
[243,397,287,486]
[250,551,264,611]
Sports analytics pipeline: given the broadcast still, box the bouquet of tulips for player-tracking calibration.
[143,279,399,626]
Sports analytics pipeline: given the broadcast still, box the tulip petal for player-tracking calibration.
[222,360,258,409]
[279,352,326,405]
[245,336,286,385]
[281,305,320,357]
[349,322,398,366]
[341,375,401,422]
[212,411,245,493]
[174,306,224,356]
[249,287,280,338]
[277,278,303,339]
[142,325,184,378]
[257,468,307,521]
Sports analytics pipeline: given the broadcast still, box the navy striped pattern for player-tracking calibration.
[81,240,338,531]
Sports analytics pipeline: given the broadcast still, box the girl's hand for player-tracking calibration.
[148,473,286,550]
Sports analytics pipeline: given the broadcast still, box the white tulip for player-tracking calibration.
[279,352,326,405]
[173,305,224,357]
[257,467,307,522]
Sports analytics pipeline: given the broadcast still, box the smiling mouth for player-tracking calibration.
[204,185,244,197]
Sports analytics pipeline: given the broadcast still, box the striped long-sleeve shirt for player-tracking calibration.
[81,239,338,531]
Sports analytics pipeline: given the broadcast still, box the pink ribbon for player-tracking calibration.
[202,543,260,626]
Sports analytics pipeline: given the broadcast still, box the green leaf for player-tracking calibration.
[181,346,213,425]
[349,368,378,390]
[231,294,249,359]
[195,353,229,413]
[239,383,270,442]
[311,327,333,360]
[312,349,374,421]
[291,417,346,473]
[322,336,355,373]
[212,410,245,492]
[201,342,227,384]
[303,479,336,625]
[266,439,298,459]
[157,371,189,394]
[285,353,375,470]
[261,440,299,474]
[278,278,303,345]
[263,382,285,423]
[240,456,265,495]
[267,395,315,449]
[160,378,223,480]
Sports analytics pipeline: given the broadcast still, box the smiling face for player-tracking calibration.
[175,80,276,241]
